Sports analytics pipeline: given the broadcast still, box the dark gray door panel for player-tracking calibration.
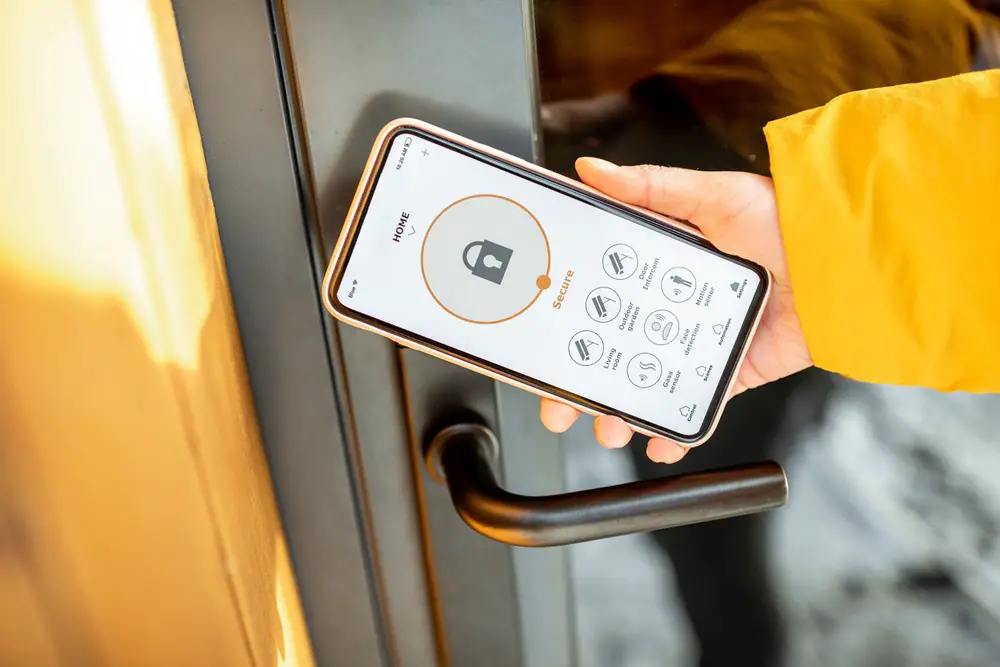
[173,1,387,665]
[178,1,572,665]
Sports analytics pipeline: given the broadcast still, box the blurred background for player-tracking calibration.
[534,1,1000,666]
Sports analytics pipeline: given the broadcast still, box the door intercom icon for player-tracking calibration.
[463,239,513,285]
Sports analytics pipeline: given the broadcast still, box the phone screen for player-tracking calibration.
[334,127,766,441]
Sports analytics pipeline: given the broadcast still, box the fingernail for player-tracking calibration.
[598,434,629,449]
[647,440,687,464]
[595,416,631,449]
[607,424,632,449]
[653,451,683,464]
[578,157,618,173]
[544,421,570,434]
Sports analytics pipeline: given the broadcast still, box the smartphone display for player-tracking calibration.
[326,122,768,443]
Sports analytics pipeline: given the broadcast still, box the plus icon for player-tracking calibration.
[421,148,430,157]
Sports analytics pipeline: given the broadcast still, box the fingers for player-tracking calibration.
[540,399,690,463]
[647,438,688,464]
[541,399,635,448]
[576,157,732,224]
[594,414,632,449]
[539,398,581,433]
[575,157,763,242]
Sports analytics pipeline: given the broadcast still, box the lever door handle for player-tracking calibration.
[425,422,788,547]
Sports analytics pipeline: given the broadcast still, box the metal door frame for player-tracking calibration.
[173,1,574,665]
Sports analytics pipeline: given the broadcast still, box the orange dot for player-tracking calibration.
[536,275,551,289]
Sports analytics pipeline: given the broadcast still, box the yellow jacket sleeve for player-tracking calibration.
[764,71,1000,392]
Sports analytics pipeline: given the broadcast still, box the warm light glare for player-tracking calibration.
[0,0,211,368]
[0,4,315,665]
[275,540,305,667]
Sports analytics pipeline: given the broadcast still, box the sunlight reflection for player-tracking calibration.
[0,0,211,369]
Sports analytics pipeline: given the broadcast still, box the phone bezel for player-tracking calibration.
[323,119,770,445]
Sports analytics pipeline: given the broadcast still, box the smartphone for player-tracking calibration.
[322,118,770,446]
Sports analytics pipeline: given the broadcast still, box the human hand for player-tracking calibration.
[541,158,813,463]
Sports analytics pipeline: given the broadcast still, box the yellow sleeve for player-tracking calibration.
[764,71,1000,392]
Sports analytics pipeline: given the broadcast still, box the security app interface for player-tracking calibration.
[339,131,763,437]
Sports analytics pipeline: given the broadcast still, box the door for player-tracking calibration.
[175,2,573,665]
[173,2,787,666]
[1,3,314,665]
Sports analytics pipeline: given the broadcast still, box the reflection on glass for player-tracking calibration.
[535,2,1000,666]
[537,0,999,172]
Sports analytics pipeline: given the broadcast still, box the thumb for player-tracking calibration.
[575,157,768,243]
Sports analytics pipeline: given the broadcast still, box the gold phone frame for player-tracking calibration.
[321,118,771,447]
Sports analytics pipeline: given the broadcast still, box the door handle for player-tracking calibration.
[424,422,788,547]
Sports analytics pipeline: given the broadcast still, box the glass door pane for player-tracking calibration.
[533,2,1000,666]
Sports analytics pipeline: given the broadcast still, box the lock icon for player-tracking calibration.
[462,239,513,285]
